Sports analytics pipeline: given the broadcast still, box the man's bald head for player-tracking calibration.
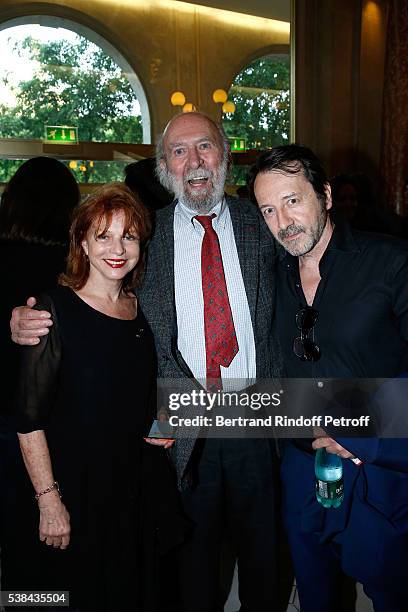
[156,112,228,161]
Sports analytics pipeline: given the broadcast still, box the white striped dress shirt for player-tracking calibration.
[174,198,256,388]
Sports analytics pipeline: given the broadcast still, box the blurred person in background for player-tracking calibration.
[124,157,173,215]
[0,157,80,583]
[0,157,80,413]
[330,172,406,238]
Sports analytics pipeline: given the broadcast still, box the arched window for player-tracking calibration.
[0,19,150,184]
[222,53,290,185]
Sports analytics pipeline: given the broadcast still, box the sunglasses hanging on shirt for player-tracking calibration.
[293,306,321,362]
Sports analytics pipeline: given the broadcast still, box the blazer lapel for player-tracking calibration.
[227,196,259,327]
[156,202,176,320]
[155,202,196,378]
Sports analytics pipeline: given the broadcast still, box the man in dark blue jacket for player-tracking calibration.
[250,144,408,612]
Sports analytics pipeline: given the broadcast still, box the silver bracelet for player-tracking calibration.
[35,481,61,501]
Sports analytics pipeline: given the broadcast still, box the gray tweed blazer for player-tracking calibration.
[138,195,283,486]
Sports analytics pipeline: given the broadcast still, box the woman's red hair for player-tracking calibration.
[59,182,151,292]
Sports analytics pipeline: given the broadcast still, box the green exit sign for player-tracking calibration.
[44,125,78,144]
[229,137,246,152]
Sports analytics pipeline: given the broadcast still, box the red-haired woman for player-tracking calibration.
[12,183,176,611]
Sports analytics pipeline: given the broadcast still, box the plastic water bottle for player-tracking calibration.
[315,447,344,508]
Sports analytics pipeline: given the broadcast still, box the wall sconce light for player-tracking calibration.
[170,91,186,106]
[222,101,236,114]
[183,102,196,113]
[212,89,228,104]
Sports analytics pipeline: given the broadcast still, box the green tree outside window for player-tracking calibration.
[0,33,142,183]
[223,54,290,185]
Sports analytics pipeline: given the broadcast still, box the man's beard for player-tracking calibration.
[157,155,228,213]
[276,206,328,256]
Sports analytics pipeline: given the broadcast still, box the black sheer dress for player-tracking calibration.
[5,285,160,611]
[0,239,67,606]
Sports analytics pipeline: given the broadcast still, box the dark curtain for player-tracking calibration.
[380,0,408,216]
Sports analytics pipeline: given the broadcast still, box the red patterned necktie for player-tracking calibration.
[195,214,239,391]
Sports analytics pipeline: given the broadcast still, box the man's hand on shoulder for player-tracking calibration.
[10,297,53,345]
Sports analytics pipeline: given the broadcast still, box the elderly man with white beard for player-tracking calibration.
[10,112,283,612]
[141,112,284,612]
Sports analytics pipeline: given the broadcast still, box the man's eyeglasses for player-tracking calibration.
[293,306,321,361]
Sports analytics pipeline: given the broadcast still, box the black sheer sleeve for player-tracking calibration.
[14,293,61,433]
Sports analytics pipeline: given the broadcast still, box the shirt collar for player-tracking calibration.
[175,197,227,231]
[325,220,360,253]
[278,220,360,266]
